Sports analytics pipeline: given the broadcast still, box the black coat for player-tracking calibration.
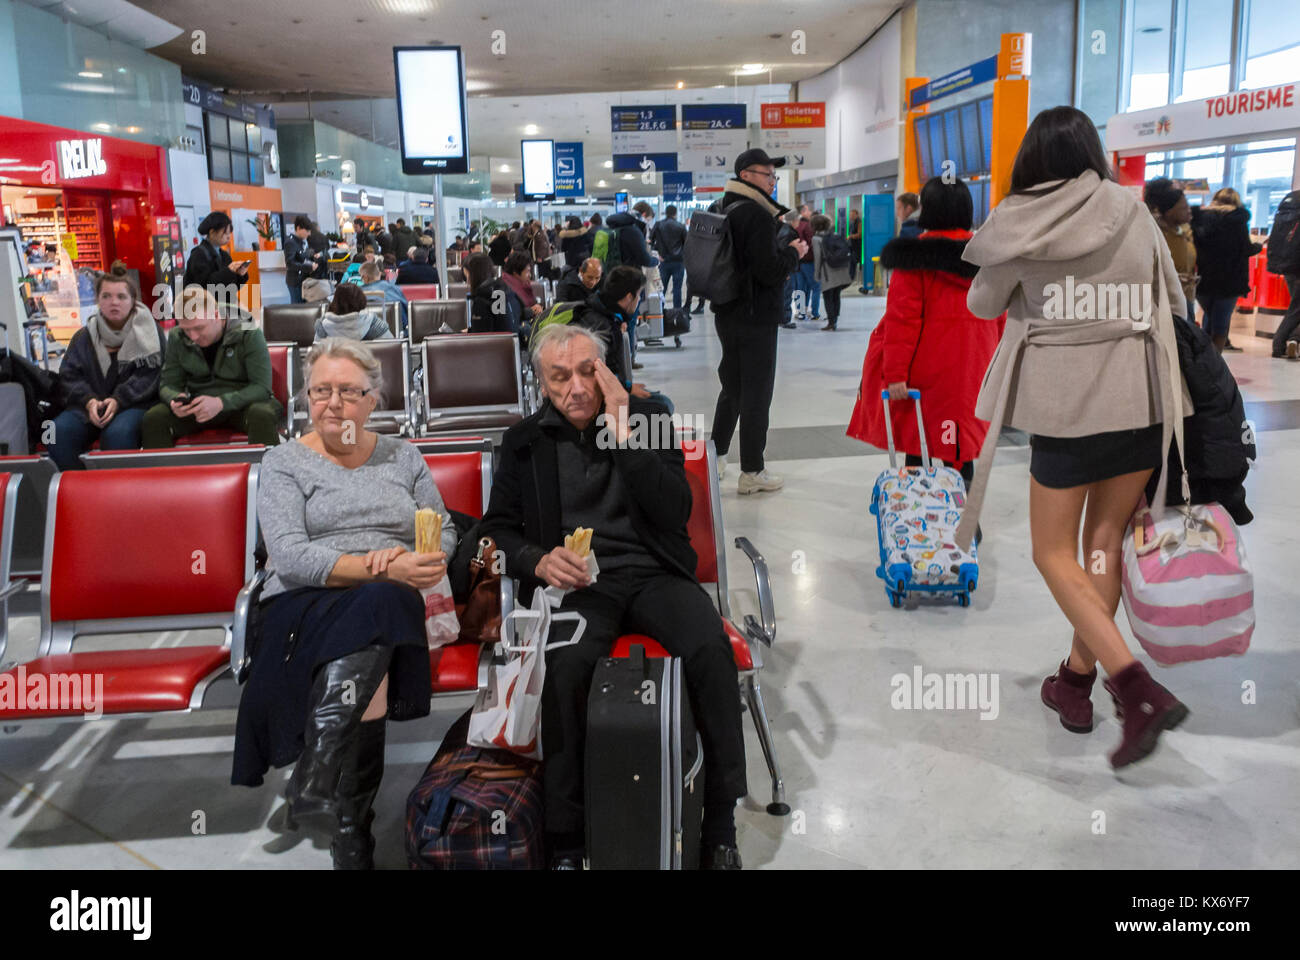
[469,277,522,334]
[649,217,687,262]
[58,313,164,420]
[307,230,330,278]
[183,239,246,290]
[479,397,698,602]
[605,212,657,268]
[711,185,800,326]
[487,234,512,267]
[1190,205,1262,300]
[395,262,440,285]
[580,291,633,386]
[283,234,316,286]
[1149,317,1255,524]
[554,267,599,305]
[0,351,60,451]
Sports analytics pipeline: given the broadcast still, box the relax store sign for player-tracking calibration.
[57,138,108,179]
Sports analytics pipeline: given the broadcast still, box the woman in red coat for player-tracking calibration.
[847,177,1004,499]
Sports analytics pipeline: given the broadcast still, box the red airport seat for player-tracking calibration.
[0,473,27,662]
[606,439,786,814]
[0,463,260,723]
[397,283,441,302]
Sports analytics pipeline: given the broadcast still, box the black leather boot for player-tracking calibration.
[332,718,386,870]
[286,645,392,832]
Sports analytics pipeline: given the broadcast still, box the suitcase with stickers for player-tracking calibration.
[869,390,979,608]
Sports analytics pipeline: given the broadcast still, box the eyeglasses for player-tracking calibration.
[745,168,777,181]
[307,385,372,403]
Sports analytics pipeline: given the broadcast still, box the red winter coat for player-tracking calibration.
[846,229,1004,465]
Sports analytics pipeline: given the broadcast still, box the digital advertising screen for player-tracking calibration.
[393,46,470,175]
[521,139,557,199]
[614,191,629,213]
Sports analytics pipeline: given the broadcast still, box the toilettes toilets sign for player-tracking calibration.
[758,103,826,168]
[58,139,108,179]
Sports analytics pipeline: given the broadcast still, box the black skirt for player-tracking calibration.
[1029,424,1164,489]
[231,581,431,787]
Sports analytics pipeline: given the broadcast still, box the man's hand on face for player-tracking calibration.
[592,358,630,442]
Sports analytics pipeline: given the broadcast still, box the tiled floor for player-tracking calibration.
[2,298,1297,869]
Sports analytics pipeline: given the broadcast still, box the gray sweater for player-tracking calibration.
[257,434,457,600]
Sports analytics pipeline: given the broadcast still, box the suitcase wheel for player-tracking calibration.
[889,590,903,608]
[957,592,970,608]
[674,336,682,347]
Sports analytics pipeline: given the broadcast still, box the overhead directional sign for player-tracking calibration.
[679,104,747,174]
[758,102,826,168]
[611,104,678,173]
[662,171,693,203]
[909,55,999,108]
[555,141,585,196]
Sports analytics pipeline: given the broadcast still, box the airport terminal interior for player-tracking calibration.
[1,0,1298,872]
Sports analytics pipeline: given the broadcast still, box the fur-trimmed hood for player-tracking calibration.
[879,232,978,277]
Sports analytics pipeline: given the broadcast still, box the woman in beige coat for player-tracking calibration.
[955,107,1190,769]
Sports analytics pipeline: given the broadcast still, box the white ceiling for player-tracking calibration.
[133,0,901,99]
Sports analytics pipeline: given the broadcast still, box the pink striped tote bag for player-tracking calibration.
[1121,499,1254,665]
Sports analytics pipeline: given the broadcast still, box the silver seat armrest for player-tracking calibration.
[733,536,776,646]
[0,579,28,603]
[231,568,270,683]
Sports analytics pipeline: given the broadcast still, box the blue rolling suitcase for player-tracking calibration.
[869,390,979,608]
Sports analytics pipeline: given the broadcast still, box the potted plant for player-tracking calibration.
[246,213,276,250]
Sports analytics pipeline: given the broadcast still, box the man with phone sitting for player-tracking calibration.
[141,284,282,448]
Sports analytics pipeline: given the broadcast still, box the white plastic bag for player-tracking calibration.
[467,586,586,760]
[421,576,461,648]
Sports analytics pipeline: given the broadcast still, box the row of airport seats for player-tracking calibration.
[0,438,788,814]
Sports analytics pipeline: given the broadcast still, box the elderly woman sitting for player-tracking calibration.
[232,337,457,869]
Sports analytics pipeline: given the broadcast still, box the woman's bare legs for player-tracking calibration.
[361,675,389,721]
[1031,469,1152,677]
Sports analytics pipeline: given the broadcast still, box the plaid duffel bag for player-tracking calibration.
[405,709,545,869]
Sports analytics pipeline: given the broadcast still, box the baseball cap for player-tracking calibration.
[734,148,786,176]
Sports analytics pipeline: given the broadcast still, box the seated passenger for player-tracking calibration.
[395,247,440,285]
[555,256,602,304]
[232,337,457,869]
[48,262,164,469]
[141,285,283,447]
[357,261,408,332]
[316,282,393,342]
[479,324,745,870]
[581,264,673,413]
[470,250,540,334]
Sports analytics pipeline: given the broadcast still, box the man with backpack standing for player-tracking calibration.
[1267,189,1300,360]
[697,149,806,494]
[650,204,688,312]
[602,202,659,369]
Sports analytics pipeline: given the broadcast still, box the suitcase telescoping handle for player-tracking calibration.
[880,389,930,470]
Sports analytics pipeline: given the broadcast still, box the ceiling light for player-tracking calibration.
[524,124,538,135]
[603,160,613,168]
[676,81,684,89]
[741,63,763,72]
[621,174,634,180]
[500,164,511,172]
[92,123,111,131]
[713,84,726,89]
[126,126,141,134]
[78,71,103,79]
[598,179,607,187]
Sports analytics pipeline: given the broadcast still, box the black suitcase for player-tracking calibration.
[585,645,704,869]
[662,307,691,340]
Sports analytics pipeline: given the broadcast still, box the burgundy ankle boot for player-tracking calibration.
[1103,662,1189,768]
[1040,660,1097,733]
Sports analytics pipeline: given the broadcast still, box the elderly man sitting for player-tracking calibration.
[555,256,602,304]
[479,323,746,870]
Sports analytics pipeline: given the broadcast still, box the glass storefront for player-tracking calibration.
[1143,137,1295,229]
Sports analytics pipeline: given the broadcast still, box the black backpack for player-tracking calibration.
[1266,190,1300,275]
[684,200,748,306]
[821,232,852,269]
